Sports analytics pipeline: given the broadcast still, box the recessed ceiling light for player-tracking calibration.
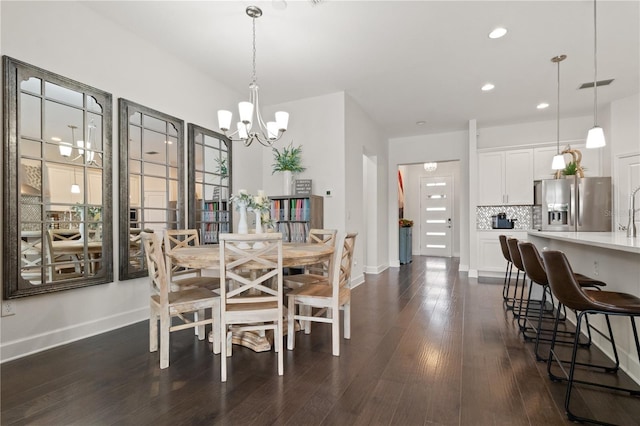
[481,83,495,91]
[537,103,550,109]
[489,27,508,39]
[416,121,426,126]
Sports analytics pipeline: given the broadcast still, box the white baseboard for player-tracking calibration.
[458,263,469,272]
[389,260,400,268]
[0,307,148,363]
[468,269,478,278]
[364,264,388,274]
[350,272,365,289]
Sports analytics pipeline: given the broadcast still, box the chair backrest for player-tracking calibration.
[518,241,548,287]
[308,229,337,246]
[164,229,202,281]
[218,233,284,310]
[540,250,595,311]
[306,229,338,276]
[506,237,524,271]
[141,232,169,305]
[499,235,512,262]
[330,232,358,296]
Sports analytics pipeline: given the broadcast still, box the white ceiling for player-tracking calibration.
[85,0,639,139]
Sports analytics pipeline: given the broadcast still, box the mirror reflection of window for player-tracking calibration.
[187,124,232,244]
[4,56,113,298]
[118,99,184,280]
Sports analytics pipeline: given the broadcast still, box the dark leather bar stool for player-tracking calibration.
[542,250,640,425]
[498,235,515,305]
[518,242,605,360]
[504,237,526,314]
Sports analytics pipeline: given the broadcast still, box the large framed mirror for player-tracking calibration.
[119,99,184,280]
[187,124,232,243]
[3,56,113,298]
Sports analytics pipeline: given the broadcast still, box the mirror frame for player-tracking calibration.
[118,98,185,280]
[187,124,233,237]
[3,56,114,298]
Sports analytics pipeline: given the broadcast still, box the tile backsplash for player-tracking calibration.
[476,205,532,230]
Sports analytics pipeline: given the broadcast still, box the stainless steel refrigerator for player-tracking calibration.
[541,176,611,231]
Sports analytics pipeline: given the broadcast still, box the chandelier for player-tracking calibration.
[217,6,289,147]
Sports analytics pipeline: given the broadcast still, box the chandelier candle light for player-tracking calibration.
[218,6,289,147]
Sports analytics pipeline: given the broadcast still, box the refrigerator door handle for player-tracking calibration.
[569,181,575,227]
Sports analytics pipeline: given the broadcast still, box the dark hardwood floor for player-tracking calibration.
[2,256,639,425]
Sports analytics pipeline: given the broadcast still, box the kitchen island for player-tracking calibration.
[527,230,640,384]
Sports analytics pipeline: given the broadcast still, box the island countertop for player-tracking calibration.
[527,230,640,254]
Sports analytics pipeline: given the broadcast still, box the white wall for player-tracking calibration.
[0,1,254,362]
[388,130,469,268]
[610,93,640,156]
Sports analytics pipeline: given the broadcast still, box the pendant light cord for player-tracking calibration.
[557,57,560,155]
[593,0,598,126]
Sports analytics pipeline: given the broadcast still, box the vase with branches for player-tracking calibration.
[272,143,305,195]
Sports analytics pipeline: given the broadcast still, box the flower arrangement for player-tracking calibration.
[272,143,306,174]
[399,218,413,227]
[250,190,271,213]
[229,189,253,209]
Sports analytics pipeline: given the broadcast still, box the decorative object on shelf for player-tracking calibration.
[560,148,585,178]
[550,54,567,177]
[217,5,289,147]
[294,179,312,196]
[272,143,306,195]
[423,162,437,172]
[586,0,606,149]
[399,218,413,228]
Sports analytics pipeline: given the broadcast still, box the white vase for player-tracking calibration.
[237,201,248,234]
[283,170,293,195]
[253,210,265,249]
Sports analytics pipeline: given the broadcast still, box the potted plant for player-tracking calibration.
[272,143,306,195]
[562,161,586,178]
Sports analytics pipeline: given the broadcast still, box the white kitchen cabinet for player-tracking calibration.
[478,149,533,205]
[533,143,602,181]
[477,230,528,277]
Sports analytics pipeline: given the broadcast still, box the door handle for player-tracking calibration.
[447,218,452,228]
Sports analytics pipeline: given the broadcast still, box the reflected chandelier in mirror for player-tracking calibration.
[3,56,113,298]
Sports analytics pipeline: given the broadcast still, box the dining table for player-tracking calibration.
[166,241,334,352]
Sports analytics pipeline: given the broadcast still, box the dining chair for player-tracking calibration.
[45,229,83,280]
[284,229,337,289]
[287,232,357,356]
[141,231,220,369]
[541,250,640,425]
[218,232,284,382]
[163,229,221,293]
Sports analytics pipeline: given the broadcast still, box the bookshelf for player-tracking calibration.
[269,195,323,242]
[198,199,231,244]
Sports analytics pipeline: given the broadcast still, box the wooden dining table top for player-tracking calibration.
[167,242,334,270]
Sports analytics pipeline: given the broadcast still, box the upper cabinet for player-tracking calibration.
[478,149,534,205]
[533,143,602,181]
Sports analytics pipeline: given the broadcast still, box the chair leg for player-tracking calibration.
[287,296,296,350]
[212,302,221,355]
[196,309,205,340]
[277,315,284,376]
[149,306,158,353]
[343,302,351,340]
[331,306,340,356]
[304,305,312,334]
[160,312,170,369]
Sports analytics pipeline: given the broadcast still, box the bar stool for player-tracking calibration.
[498,235,515,305]
[505,237,526,314]
[541,250,640,425]
[517,242,605,360]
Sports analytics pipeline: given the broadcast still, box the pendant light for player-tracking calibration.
[586,0,606,148]
[551,55,567,172]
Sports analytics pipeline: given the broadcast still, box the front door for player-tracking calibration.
[419,175,453,257]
